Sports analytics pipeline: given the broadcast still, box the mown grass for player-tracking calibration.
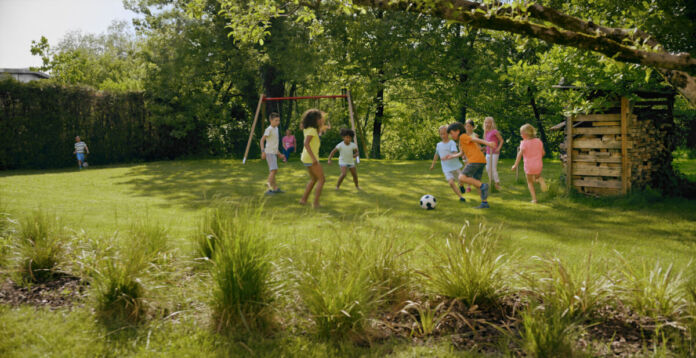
[0,158,695,356]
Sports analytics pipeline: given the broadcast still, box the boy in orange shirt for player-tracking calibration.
[446,121,497,209]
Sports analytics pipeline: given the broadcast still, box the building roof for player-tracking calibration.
[0,68,50,79]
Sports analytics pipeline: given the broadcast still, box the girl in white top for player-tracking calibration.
[327,128,360,190]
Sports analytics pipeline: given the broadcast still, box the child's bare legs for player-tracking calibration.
[458,175,482,190]
[448,179,463,198]
[300,167,317,205]
[349,167,359,188]
[526,174,538,203]
[311,164,325,207]
[537,175,548,192]
[336,166,348,189]
[267,169,278,191]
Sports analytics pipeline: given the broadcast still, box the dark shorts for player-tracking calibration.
[462,163,485,180]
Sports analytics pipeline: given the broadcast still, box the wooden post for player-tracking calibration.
[566,116,574,191]
[346,90,361,162]
[243,94,264,164]
[620,97,629,194]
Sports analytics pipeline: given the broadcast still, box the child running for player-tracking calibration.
[260,112,285,194]
[511,124,547,203]
[430,125,466,202]
[300,109,326,208]
[328,129,360,190]
[73,136,90,170]
[446,122,497,209]
[483,116,504,190]
[463,119,479,193]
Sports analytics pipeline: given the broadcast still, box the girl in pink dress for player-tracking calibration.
[511,124,547,203]
[483,117,504,190]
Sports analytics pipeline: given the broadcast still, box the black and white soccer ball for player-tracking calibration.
[420,194,436,210]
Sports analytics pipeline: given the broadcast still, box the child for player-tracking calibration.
[483,116,504,190]
[511,124,547,203]
[430,125,466,202]
[73,136,90,170]
[300,109,326,208]
[446,122,497,209]
[463,119,479,193]
[281,129,296,162]
[328,129,360,190]
[260,113,285,194]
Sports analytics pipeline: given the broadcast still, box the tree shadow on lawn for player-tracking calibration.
[115,159,696,261]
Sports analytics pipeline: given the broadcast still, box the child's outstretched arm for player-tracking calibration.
[430,153,439,170]
[472,137,496,148]
[445,151,463,160]
[327,147,338,164]
[304,135,318,164]
[260,135,267,159]
[511,146,523,170]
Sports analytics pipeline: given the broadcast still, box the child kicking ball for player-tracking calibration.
[446,122,497,209]
[430,125,466,202]
[328,129,360,190]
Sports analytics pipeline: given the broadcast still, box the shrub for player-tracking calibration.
[426,222,508,308]
[522,254,613,321]
[364,237,412,309]
[520,304,582,358]
[15,211,65,283]
[92,252,148,325]
[194,209,229,260]
[294,237,386,342]
[209,206,276,335]
[615,253,688,319]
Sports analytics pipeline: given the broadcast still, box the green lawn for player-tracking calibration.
[1,158,695,356]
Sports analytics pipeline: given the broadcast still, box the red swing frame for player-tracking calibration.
[242,91,359,164]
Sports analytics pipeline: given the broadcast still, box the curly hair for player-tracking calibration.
[339,128,354,138]
[447,122,465,133]
[301,109,323,130]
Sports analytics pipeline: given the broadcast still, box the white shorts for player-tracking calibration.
[443,168,462,181]
[266,153,278,171]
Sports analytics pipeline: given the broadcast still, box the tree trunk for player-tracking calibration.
[371,84,385,159]
[528,87,550,157]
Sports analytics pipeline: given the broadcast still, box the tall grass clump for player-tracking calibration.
[91,221,171,326]
[616,253,688,319]
[364,235,412,309]
[15,210,65,283]
[209,205,276,335]
[522,254,613,321]
[294,236,389,342]
[426,222,508,308]
[92,251,149,325]
[194,209,230,260]
[129,220,171,264]
[520,303,582,358]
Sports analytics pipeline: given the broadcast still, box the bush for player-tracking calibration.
[194,209,229,260]
[520,303,581,358]
[616,254,688,319]
[522,254,613,321]
[15,211,65,283]
[209,206,276,335]
[426,222,509,308]
[92,253,148,325]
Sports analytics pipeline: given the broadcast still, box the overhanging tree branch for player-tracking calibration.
[346,0,696,106]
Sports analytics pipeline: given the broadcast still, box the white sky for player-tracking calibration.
[0,0,138,68]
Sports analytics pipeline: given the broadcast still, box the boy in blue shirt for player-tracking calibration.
[430,125,467,202]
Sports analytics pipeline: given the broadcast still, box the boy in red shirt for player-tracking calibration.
[446,122,497,209]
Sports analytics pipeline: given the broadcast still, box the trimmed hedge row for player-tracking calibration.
[0,79,190,170]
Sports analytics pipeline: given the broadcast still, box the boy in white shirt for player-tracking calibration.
[429,125,466,202]
[327,129,360,190]
[260,113,285,194]
[73,136,90,170]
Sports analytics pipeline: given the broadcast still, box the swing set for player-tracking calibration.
[242,90,359,164]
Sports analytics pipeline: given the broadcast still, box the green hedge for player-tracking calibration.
[0,79,191,170]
